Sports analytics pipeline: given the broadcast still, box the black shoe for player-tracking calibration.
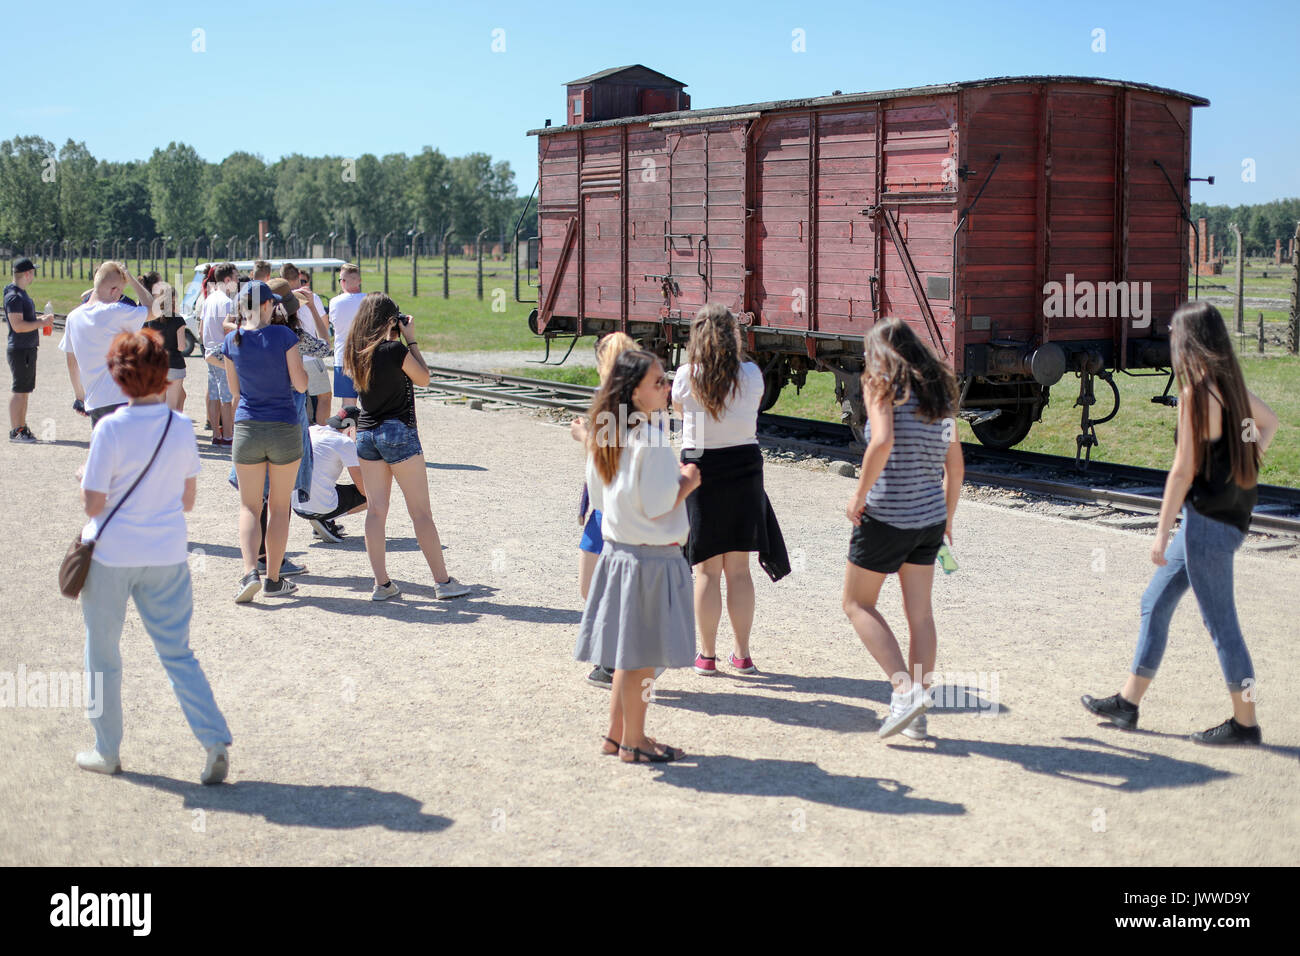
[8,426,36,443]
[586,666,614,689]
[261,576,298,597]
[1191,717,1261,747]
[1081,693,1139,730]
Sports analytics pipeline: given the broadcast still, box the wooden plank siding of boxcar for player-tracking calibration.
[1124,95,1191,333]
[626,127,669,324]
[876,98,959,358]
[961,87,1060,347]
[1045,88,1120,341]
[537,133,580,329]
[814,109,878,333]
[751,115,811,330]
[579,131,624,332]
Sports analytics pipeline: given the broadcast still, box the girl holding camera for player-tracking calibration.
[343,293,469,601]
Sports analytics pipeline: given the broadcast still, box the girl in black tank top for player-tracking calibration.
[1081,302,1278,747]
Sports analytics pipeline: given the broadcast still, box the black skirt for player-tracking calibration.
[682,444,790,581]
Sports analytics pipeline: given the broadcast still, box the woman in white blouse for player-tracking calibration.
[671,304,788,677]
[574,349,700,763]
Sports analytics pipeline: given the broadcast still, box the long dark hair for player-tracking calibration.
[861,318,957,423]
[343,292,403,393]
[1170,301,1259,487]
[687,303,745,420]
[586,349,659,483]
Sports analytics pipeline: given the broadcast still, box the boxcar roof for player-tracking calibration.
[564,65,688,87]
[529,74,1208,135]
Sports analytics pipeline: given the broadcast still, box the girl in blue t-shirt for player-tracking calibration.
[221,281,308,602]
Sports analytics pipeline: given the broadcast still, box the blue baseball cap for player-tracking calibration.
[240,280,281,312]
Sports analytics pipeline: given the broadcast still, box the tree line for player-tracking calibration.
[0,136,539,252]
[1190,197,1300,257]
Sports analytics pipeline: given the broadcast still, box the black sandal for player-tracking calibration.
[600,735,620,755]
[619,743,683,763]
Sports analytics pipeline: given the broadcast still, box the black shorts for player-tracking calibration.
[7,349,36,393]
[848,513,945,574]
[296,483,366,521]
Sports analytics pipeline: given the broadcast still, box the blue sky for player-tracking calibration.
[7,0,1297,205]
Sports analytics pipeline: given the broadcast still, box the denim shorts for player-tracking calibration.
[207,363,231,402]
[233,420,303,465]
[333,366,357,399]
[580,509,604,554]
[356,419,422,464]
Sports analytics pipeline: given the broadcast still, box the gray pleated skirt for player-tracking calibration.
[574,541,696,671]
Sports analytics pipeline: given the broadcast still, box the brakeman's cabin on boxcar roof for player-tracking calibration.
[522,66,1208,449]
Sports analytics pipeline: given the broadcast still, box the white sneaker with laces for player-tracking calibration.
[76,749,121,775]
[201,743,228,785]
[901,713,928,740]
[879,685,932,739]
[372,581,401,601]
[433,576,470,599]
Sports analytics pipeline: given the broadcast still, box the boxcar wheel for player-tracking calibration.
[971,403,1034,449]
[759,365,783,412]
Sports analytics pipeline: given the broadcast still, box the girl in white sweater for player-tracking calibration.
[574,349,701,763]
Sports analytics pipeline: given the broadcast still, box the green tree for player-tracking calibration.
[56,140,99,241]
[147,142,206,239]
[206,151,272,240]
[0,135,60,246]
[408,146,452,239]
[97,161,155,241]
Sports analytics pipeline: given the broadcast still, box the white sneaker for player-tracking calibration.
[76,749,121,775]
[372,581,401,601]
[433,576,470,599]
[201,743,228,785]
[901,713,928,740]
[879,685,932,739]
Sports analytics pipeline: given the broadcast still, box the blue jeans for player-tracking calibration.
[356,419,422,465]
[1131,506,1254,691]
[82,561,231,760]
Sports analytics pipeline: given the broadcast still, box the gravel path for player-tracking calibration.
[1,345,1296,865]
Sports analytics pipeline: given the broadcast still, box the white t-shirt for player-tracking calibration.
[328,291,365,368]
[200,288,234,352]
[60,300,150,410]
[296,425,360,514]
[671,361,764,450]
[298,292,328,343]
[585,420,687,545]
[80,404,202,567]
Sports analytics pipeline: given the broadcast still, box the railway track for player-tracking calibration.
[417,365,1300,541]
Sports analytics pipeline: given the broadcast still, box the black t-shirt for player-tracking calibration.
[4,283,37,350]
[145,315,187,370]
[357,341,416,430]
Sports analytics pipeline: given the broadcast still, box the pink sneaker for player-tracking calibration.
[729,653,758,675]
[693,654,717,676]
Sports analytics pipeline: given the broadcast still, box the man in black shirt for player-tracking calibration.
[5,257,53,442]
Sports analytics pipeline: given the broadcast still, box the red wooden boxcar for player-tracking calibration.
[524,70,1208,447]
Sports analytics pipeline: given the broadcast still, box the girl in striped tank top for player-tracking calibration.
[842,319,964,740]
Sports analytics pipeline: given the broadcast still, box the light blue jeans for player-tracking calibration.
[82,561,231,760]
[1131,505,1254,692]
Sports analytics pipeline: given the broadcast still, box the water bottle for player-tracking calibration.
[936,543,959,574]
[42,301,54,336]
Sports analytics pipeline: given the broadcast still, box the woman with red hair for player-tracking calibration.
[75,329,232,784]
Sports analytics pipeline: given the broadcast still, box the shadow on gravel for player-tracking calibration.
[898,735,1231,792]
[650,755,965,815]
[121,773,454,832]
[42,438,90,449]
[425,461,487,472]
[1095,724,1300,762]
[246,576,582,626]
[652,688,881,734]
